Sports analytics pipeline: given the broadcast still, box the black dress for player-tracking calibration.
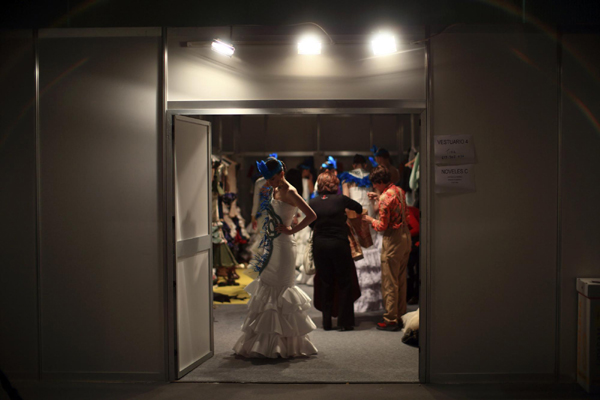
[309,193,363,329]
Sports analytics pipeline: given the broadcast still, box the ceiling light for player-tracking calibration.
[298,36,322,55]
[211,39,235,57]
[371,33,397,56]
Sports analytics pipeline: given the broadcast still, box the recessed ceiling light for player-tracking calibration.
[298,36,322,55]
[371,33,397,56]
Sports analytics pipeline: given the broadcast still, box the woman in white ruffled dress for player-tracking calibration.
[234,157,318,359]
[339,154,384,313]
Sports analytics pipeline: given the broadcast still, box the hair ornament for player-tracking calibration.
[321,156,337,170]
[371,145,378,155]
[256,159,283,180]
[369,156,379,167]
[268,153,278,159]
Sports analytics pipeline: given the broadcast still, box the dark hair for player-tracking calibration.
[375,148,390,159]
[265,157,286,173]
[316,172,339,195]
[353,154,366,165]
[369,165,391,184]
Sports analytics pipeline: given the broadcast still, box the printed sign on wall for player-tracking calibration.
[435,164,475,193]
[434,135,475,164]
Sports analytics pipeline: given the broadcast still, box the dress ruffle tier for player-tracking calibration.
[354,233,384,313]
[233,279,318,358]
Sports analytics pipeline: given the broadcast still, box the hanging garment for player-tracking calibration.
[407,152,420,207]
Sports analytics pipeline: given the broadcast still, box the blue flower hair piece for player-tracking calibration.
[321,156,337,170]
[268,153,278,159]
[369,156,378,167]
[256,159,283,180]
[371,145,378,155]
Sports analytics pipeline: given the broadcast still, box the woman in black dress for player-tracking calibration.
[309,172,363,331]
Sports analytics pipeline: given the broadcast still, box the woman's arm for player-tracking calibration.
[343,195,363,214]
[277,188,317,235]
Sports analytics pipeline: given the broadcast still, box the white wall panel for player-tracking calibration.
[0,30,38,378]
[559,34,600,380]
[430,31,558,381]
[38,30,163,379]
[168,27,425,101]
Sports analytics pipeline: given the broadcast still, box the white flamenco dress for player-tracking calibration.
[340,168,384,313]
[233,199,318,358]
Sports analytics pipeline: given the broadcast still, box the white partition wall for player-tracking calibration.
[37,28,164,380]
[0,30,38,379]
[559,34,600,380]
[429,29,559,381]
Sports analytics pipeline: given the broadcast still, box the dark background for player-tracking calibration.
[1,0,599,31]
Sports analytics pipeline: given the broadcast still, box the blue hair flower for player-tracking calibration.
[321,156,337,170]
[268,153,278,159]
[371,145,378,154]
[256,159,282,180]
[369,156,378,167]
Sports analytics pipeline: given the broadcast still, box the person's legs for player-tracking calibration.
[381,231,401,324]
[334,242,356,328]
[314,241,335,330]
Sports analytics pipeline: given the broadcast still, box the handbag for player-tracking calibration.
[347,220,364,261]
[303,230,316,275]
[347,209,374,248]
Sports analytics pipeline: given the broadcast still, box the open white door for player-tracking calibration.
[173,115,213,378]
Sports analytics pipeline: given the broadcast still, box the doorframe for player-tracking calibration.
[165,99,429,382]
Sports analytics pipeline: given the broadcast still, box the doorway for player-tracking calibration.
[166,101,428,383]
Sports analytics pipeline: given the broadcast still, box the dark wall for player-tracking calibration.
[2,0,600,30]
[0,30,38,379]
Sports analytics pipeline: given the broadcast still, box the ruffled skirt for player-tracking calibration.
[233,279,318,358]
[354,233,384,313]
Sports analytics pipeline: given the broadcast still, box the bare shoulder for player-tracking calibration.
[282,185,299,200]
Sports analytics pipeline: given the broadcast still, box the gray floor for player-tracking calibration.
[6,382,599,400]
[180,283,419,383]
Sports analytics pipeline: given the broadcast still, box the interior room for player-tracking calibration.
[175,112,423,382]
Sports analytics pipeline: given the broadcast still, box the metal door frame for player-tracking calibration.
[166,113,215,381]
[165,99,429,382]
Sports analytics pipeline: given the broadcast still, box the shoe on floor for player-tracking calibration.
[376,321,402,331]
[338,326,354,332]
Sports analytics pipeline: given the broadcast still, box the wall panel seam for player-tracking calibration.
[555,29,563,381]
[34,28,42,381]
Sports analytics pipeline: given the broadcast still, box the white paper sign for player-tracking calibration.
[435,164,475,193]
[434,135,475,164]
